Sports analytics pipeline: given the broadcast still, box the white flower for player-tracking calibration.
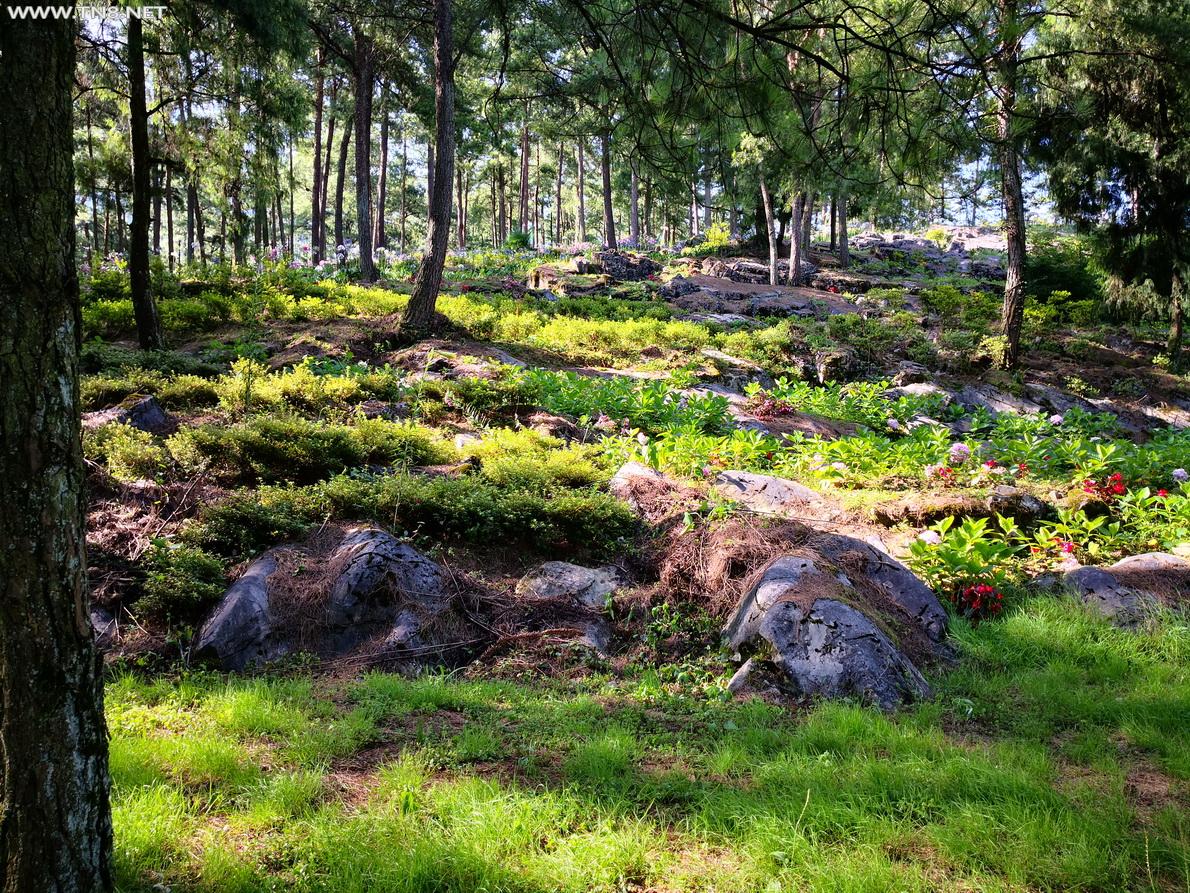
[830,461,848,473]
[1049,414,1064,425]
[917,530,942,545]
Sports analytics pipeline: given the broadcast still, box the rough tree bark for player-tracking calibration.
[375,91,389,250]
[518,120,530,234]
[838,187,849,269]
[397,0,454,341]
[996,0,1027,368]
[759,174,779,286]
[599,131,617,249]
[353,31,376,282]
[788,191,806,285]
[334,109,351,250]
[576,140,587,242]
[0,16,114,892]
[554,141,563,244]
[629,161,640,246]
[127,13,163,350]
[311,49,325,262]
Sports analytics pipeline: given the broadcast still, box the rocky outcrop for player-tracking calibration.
[192,553,284,670]
[1063,552,1189,626]
[82,395,173,434]
[193,528,480,671]
[874,486,1049,527]
[713,470,843,524]
[516,561,624,609]
[594,250,662,281]
[722,549,942,710]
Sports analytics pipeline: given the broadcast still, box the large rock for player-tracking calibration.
[91,605,117,652]
[874,486,1048,526]
[82,395,172,434]
[713,470,842,524]
[722,554,935,709]
[516,561,624,609]
[810,533,950,643]
[1063,566,1149,627]
[323,528,452,654]
[761,599,931,710]
[1064,552,1189,626]
[192,554,284,670]
[595,250,662,281]
[700,348,774,391]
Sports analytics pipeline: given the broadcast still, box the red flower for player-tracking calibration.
[1158,489,1170,498]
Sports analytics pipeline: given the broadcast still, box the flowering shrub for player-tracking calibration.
[1082,471,1128,501]
[907,516,1022,619]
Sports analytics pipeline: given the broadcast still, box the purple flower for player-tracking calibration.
[1049,414,1064,425]
[947,443,971,465]
[1173,468,1189,483]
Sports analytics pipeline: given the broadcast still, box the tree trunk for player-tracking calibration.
[497,161,506,244]
[319,81,337,260]
[165,169,174,270]
[398,0,454,340]
[311,50,325,262]
[802,192,813,249]
[334,108,351,251]
[152,165,161,255]
[0,17,114,891]
[375,95,389,250]
[127,14,162,350]
[576,140,587,242]
[996,0,1027,369]
[1168,259,1185,370]
[427,140,435,211]
[399,116,407,253]
[518,121,530,234]
[86,103,101,264]
[599,131,616,249]
[643,178,653,239]
[455,162,465,248]
[759,174,778,286]
[829,194,837,251]
[788,191,805,285]
[490,168,498,247]
[193,185,206,266]
[554,141,564,245]
[629,161,640,246]
[288,139,295,256]
[703,173,712,230]
[838,187,849,269]
[353,32,376,281]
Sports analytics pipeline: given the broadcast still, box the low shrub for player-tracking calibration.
[139,542,227,619]
[84,423,168,481]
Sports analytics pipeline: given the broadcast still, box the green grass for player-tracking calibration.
[107,595,1189,892]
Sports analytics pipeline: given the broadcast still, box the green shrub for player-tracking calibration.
[139,542,227,618]
[157,375,220,408]
[183,492,314,558]
[84,423,168,481]
[168,417,448,483]
[82,299,136,336]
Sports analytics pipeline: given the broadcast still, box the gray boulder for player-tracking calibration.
[1063,565,1149,627]
[761,599,931,710]
[722,555,935,710]
[91,605,117,652]
[82,395,172,434]
[713,470,841,523]
[516,561,624,609]
[324,528,452,653]
[192,553,284,670]
[810,533,950,644]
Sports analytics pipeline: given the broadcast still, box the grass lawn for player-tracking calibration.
[109,596,1189,893]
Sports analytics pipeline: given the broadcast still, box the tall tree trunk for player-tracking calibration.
[1168,254,1185,370]
[288,139,295,256]
[532,141,541,246]
[518,121,530,234]
[353,31,377,282]
[399,116,407,253]
[455,162,465,248]
[427,140,434,211]
[554,141,564,244]
[398,0,454,340]
[319,81,337,260]
[193,186,206,266]
[0,17,114,890]
[703,173,712,230]
[629,161,640,246]
[127,14,162,350]
[490,168,498,247]
[599,131,616,249]
[996,0,1027,369]
[86,103,101,264]
[788,191,805,285]
[802,192,813,249]
[576,140,587,242]
[165,169,174,270]
[152,165,161,255]
[334,108,351,251]
[759,174,778,286]
[829,194,837,251]
[311,49,325,262]
[838,187,849,269]
[375,95,389,250]
[496,161,506,244]
[643,178,653,239]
